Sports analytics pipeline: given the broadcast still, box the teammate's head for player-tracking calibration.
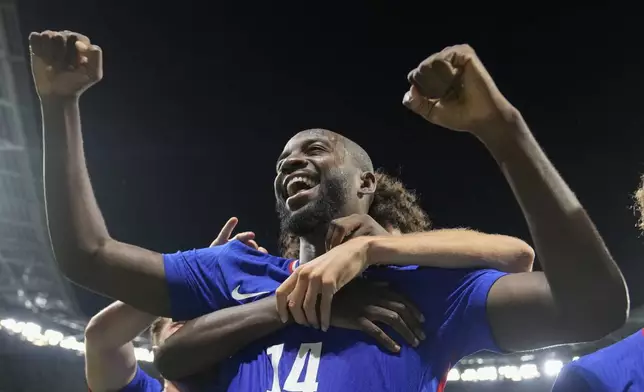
[634,176,644,232]
[149,318,184,392]
[274,129,376,238]
[149,317,184,347]
[279,170,431,258]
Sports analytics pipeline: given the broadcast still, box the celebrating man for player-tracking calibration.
[31,31,628,391]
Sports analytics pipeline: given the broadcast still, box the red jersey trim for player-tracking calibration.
[437,363,451,392]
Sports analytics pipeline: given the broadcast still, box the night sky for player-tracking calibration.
[16,3,644,317]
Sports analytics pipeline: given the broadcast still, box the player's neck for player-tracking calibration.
[298,228,328,264]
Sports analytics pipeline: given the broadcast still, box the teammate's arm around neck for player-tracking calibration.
[84,301,157,392]
[365,228,535,273]
[33,31,172,316]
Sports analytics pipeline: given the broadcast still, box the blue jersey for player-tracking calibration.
[552,329,644,392]
[164,240,507,392]
[116,366,163,392]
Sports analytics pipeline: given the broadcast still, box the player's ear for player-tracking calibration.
[359,171,376,195]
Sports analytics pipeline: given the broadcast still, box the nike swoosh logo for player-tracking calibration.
[231,285,270,301]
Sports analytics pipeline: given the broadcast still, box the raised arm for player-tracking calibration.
[403,45,628,351]
[84,302,158,392]
[30,31,173,315]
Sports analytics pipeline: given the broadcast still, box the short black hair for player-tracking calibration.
[149,317,170,347]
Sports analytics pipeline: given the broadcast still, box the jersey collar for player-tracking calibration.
[288,259,300,274]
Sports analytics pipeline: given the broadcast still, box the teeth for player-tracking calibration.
[292,176,315,188]
[286,176,317,197]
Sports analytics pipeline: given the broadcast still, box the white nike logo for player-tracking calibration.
[231,285,270,301]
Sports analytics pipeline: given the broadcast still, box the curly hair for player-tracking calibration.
[149,317,171,347]
[149,318,185,346]
[279,170,431,259]
[633,175,644,232]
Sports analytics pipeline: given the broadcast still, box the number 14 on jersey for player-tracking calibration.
[266,342,322,392]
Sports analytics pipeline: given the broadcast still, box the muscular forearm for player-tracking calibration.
[35,32,170,316]
[42,97,111,277]
[155,297,287,381]
[41,98,170,315]
[479,112,628,329]
[366,229,535,273]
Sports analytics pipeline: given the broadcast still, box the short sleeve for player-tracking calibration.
[117,366,163,392]
[435,268,507,359]
[551,364,594,392]
[366,266,506,364]
[163,246,229,321]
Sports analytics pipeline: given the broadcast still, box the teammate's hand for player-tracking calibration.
[326,214,389,251]
[29,30,102,99]
[210,217,268,254]
[403,44,516,135]
[331,280,425,353]
[276,236,372,331]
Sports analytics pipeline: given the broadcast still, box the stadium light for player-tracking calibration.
[543,359,564,377]
[0,317,153,362]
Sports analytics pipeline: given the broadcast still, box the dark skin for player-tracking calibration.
[31,30,423,375]
[275,118,628,351]
[401,44,629,350]
[29,31,387,317]
[274,129,378,264]
[34,29,626,381]
[273,126,627,350]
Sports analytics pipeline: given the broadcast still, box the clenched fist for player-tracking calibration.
[29,30,102,99]
[403,44,516,135]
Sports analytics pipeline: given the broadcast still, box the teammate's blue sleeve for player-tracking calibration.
[117,366,163,392]
[367,266,506,362]
[163,245,230,321]
[435,268,507,359]
[551,364,594,392]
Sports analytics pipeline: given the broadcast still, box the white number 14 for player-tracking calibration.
[266,342,322,392]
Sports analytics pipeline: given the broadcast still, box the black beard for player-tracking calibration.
[276,174,348,237]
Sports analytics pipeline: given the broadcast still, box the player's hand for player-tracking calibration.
[210,217,268,254]
[276,236,372,330]
[29,30,103,99]
[331,280,425,353]
[326,214,390,251]
[403,44,516,135]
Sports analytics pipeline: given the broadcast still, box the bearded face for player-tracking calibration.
[276,167,350,237]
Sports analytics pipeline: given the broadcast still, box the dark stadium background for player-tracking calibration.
[2,2,644,391]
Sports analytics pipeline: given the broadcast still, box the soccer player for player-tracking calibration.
[84,217,263,392]
[31,31,628,391]
[153,202,536,381]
